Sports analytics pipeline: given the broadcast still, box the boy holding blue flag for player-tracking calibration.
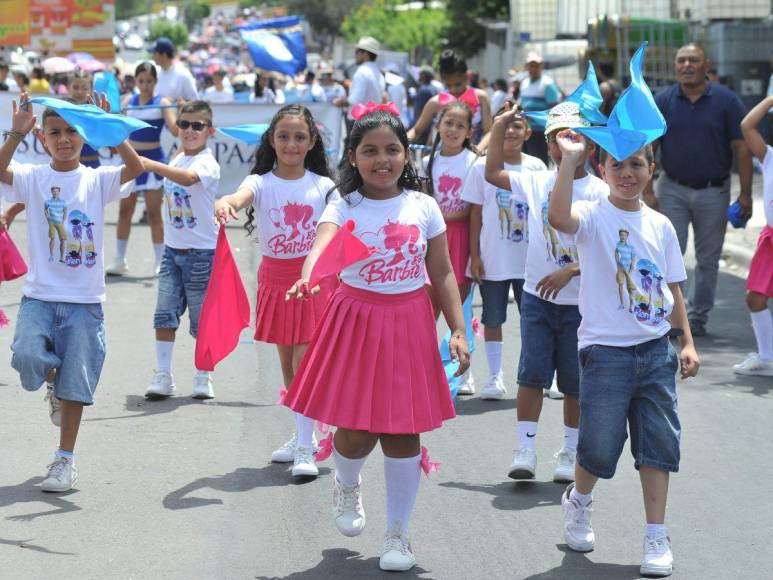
[0,93,144,492]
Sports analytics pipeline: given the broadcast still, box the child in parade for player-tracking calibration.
[0,93,144,491]
[485,102,608,482]
[423,101,479,394]
[67,69,101,169]
[548,130,699,577]
[283,109,469,572]
[107,62,178,276]
[462,104,546,399]
[214,104,337,478]
[734,95,773,376]
[142,100,221,400]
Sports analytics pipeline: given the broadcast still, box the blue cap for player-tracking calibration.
[151,37,175,56]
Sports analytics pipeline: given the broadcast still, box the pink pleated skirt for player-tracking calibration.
[283,284,456,434]
[255,256,337,345]
[747,225,773,297]
[446,220,471,285]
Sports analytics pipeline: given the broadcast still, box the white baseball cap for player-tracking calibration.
[544,102,591,136]
[356,37,381,56]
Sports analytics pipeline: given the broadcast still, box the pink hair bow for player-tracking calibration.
[437,89,480,114]
[351,101,401,121]
[420,446,441,476]
[315,432,334,461]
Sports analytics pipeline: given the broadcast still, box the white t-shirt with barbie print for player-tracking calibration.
[240,170,336,259]
[319,190,446,294]
[573,196,686,349]
[509,170,608,305]
[423,149,478,213]
[462,155,547,280]
[762,145,773,227]
[163,148,220,250]
[5,163,126,303]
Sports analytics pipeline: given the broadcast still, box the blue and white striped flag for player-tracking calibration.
[238,16,307,77]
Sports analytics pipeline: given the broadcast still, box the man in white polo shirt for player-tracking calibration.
[333,37,386,125]
[151,37,198,103]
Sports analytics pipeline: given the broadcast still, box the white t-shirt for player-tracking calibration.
[348,61,385,116]
[6,164,125,303]
[322,83,346,104]
[762,146,773,227]
[241,171,335,259]
[319,190,446,294]
[249,88,276,104]
[574,197,687,349]
[163,148,220,250]
[156,62,199,102]
[203,86,234,104]
[425,149,479,213]
[509,170,608,305]
[461,155,547,280]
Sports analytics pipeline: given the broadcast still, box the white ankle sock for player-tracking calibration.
[563,426,579,453]
[153,243,165,266]
[56,448,74,459]
[750,309,773,361]
[570,486,592,506]
[294,413,315,450]
[384,453,421,536]
[517,420,538,450]
[116,238,128,260]
[646,523,667,538]
[485,340,503,376]
[333,444,367,487]
[155,340,174,373]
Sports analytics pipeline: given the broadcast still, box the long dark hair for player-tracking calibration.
[330,111,427,202]
[253,72,264,98]
[425,101,477,196]
[244,104,331,235]
[134,61,157,81]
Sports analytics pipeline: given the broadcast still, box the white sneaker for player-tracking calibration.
[733,353,773,376]
[553,448,576,483]
[480,372,506,400]
[640,533,673,577]
[548,377,564,399]
[271,433,319,463]
[379,522,416,572]
[333,477,366,537]
[457,371,476,395]
[192,371,214,399]
[44,383,61,427]
[561,483,595,552]
[105,256,129,276]
[145,370,176,399]
[41,455,77,492]
[508,447,537,480]
[292,446,319,477]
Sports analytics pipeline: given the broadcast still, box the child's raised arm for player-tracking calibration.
[484,103,518,190]
[90,93,145,184]
[0,93,36,185]
[142,157,200,187]
[740,95,773,163]
[407,97,441,142]
[547,130,584,234]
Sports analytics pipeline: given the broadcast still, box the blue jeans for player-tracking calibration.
[154,246,215,337]
[479,278,524,326]
[11,297,107,405]
[577,336,681,479]
[516,291,581,395]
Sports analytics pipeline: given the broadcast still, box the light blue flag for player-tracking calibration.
[524,61,608,129]
[575,42,667,162]
[439,285,477,399]
[217,124,270,144]
[238,16,307,77]
[93,72,122,113]
[30,97,150,148]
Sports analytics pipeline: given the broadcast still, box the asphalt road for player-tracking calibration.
[0,204,771,580]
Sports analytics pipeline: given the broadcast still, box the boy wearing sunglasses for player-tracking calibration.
[140,100,222,401]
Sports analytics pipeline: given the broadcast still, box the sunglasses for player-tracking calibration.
[176,120,211,131]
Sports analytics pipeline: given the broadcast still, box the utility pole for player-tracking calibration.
[509,0,520,71]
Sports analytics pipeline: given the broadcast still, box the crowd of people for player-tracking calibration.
[0,33,771,578]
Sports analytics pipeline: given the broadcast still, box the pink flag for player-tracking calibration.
[0,229,28,282]
[194,226,251,371]
[307,220,373,291]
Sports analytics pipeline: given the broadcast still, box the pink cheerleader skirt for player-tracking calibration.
[283,284,456,434]
[446,220,472,285]
[254,256,337,345]
[747,226,773,298]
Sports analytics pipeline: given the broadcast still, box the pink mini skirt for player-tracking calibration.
[446,220,471,285]
[747,225,773,298]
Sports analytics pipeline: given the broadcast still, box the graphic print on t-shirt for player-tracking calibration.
[357,220,425,285]
[267,201,317,256]
[66,209,97,268]
[497,187,529,242]
[44,186,68,263]
[614,228,665,324]
[436,173,465,213]
[165,184,197,230]
[542,194,578,266]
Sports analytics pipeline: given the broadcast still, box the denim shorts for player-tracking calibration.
[517,291,581,395]
[576,335,681,479]
[154,246,215,337]
[479,278,524,327]
[11,297,106,405]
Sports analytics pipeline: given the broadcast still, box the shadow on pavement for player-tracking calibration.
[453,396,515,416]
[85,395,269,422]
[439,480,562,511]
[105,275,158,288]
[0,536,76,556]
[523,546,642,579]
[255,548,433,579]
[163,464,332,510]
[0,477,81,522]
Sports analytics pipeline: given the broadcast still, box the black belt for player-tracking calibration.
[668,175,728,190]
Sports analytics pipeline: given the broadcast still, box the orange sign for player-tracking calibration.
[0,0,31,46]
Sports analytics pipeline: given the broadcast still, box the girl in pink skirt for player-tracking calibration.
[735,95,773,376]
[214,105,337,477]
[284,109,470,572]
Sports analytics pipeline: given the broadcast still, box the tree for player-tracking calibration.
[286,0,366,41]
[444,0,509,57]
[149,19,189,49]
[184,3,211,29]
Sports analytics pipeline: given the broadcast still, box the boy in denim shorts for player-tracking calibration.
[141,101,221,400]
[0,93,143,492]
[486,102,608,482]
[549,132,699,576]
